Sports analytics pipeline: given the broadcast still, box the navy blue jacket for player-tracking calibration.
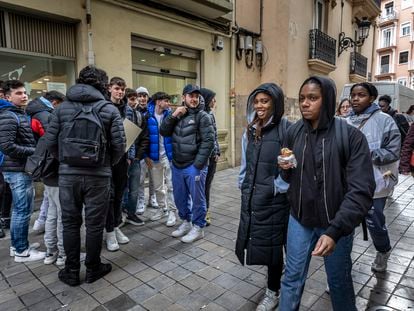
[146,100,173,161]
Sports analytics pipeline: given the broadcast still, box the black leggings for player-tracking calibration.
[267,259,284,292]
[205,157,217,210]
[0,173,12,220]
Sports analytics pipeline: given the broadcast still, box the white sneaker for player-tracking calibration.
[33,220,45,233]
[136,201,145,215]
[148,194,159,208]
[371,250,391,272]
[56,255,66,266]
[166,211,177,227]
[44,251,58,265]
[15,248,46,263]
[181,225,204,243]
[106,231,119,251]
[10,242,41,257]
[256,288,279,311]
[150,209,168,221]
[114,227,129,244]
[171,221,192,238]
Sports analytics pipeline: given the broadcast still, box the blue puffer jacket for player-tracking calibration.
[146,100,173,162]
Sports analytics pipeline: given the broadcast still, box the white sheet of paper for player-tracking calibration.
[123,118,142,152]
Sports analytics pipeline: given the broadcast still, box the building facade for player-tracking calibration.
[375,0,414,87]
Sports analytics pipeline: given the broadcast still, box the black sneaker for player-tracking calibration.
[58,267,80,286]
[85,263,112,284]
[125,214,145,226]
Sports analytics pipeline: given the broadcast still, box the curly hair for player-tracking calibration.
[76,65,108,96]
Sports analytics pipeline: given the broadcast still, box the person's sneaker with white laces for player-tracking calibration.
[148,194,159,208]
[150,209,168,221]
[166,211,177,227]
[44,251,58,265]
[56,255,66,266]
[125,214,145,226]
[10,242,41,257]
[181,225,204,243]
[256,288,279,311]
[106,231,119,251]
[371,250,391,272]
[136,201,145,215]
[14,248,46,263]
[172,220,192,238]
[33,219,45,233]
[114,227,129,244]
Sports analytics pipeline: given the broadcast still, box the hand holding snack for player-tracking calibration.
[278,147,297,169]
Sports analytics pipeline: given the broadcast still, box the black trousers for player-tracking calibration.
[0,173,12,221]
[267,259,284,292]
[205,157,217,210]
[106,158,128,232]
[59,175,110,270]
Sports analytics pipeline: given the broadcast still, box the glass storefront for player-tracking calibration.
[0,52,75,99]
[131,39,200,105]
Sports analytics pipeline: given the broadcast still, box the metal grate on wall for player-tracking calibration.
[0,11,6,48]
[3,10,76,58]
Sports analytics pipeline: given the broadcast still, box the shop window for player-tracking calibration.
[0,52,75,98]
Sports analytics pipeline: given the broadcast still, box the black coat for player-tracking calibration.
[26,97,53,141]
[160,106,214,169]
[0,100,36,172]
[45,84,126,177]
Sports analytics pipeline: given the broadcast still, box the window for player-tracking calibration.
[380,55,390,73]
[399,51,409,64]
[402,0,412,9]
[131,37,200,106]
[401,22,411,37]
[381,28,393,47]
[384,2,394,15]
[398,78,407,86]
[313,0,325,31]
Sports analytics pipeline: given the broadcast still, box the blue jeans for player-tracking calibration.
[172,164,207,228]
[125,159,141,216]
[280,215,356,311]
[3,172,34,253]
[366,197,391,253]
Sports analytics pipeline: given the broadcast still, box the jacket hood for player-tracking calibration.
[349,102,380,117]
[246,83,284,124]
[66,84,106,103]
[0,99,13,110]
[300,76,336,130]
[26,97,53,116]
[199,88,216,112]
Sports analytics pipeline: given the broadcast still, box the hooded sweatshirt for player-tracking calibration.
[200,88,220,157]
[26,97,54,141]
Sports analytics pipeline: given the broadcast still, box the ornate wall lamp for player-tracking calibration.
[338,17,371,56]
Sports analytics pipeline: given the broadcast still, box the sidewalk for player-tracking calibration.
[0,168,413,311]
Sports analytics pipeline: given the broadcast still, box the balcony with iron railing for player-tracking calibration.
[308,29,337,75]
[350,51,367,78]
[378,10,399,27]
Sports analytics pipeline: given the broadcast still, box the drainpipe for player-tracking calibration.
[86,0,95,65]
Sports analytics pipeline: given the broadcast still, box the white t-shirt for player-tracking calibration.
[155,111,166,158]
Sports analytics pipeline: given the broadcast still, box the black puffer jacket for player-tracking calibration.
[26,97,53,141]
[0,100,36,172]
[160,104,214,169]
[235,83,290,266]
[45,84,126,177]
[282,76,375,242]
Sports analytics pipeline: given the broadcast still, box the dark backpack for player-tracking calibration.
[59,101,108,167]
[25,136,58,182]
[0,111,20,167]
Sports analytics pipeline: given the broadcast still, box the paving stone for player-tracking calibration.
[309,297,332,311]
[141,293,172,311]
[103,266,130,283]
[195,283,226,300]
[127,284,157,303]
[215,290,247,310]
[80,277,111,294]
[169,253,194,265]
[0,288,18,304]
[63,295,100,311]
[2,264,29,278]
[47,280,73,295]
[55,286,88,305]
[92,285,122,304]
[20,287,52,306]
[387,294,414,310]
[212,273,241,290]
[0,297,25,311]
[393,284,414,300]
[358,286,391,305]
[203,302,228,311]
[146,274,175,292]
[165,304,188,311]
[30,264,59,278]
[103,293,137,311]
[7,270,36,286]
[165,266,192,282]
[179,274,208,291]
[196,266,222,281]
[122,261,148,275]
[300,290,320,308]
[28,296,62,311]
[400,276,414,289]
[11,278,43,296]
[230,280,260,299]
[114,276,143,293]
[134,267,161,283]
[184,259,208,273]
[176,292,210,311]
[161,283,191,302]
[152,260,179,273]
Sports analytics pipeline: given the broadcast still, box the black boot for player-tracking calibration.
[85,263,112,284]
[58,268,80,286]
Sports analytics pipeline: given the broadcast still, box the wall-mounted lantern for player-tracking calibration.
[338,17,371,57]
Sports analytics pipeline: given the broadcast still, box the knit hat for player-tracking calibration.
[136,86,149,96]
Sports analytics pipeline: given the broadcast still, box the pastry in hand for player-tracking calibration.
[278,147,297,168]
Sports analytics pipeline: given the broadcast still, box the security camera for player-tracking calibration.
[214,35,224,51]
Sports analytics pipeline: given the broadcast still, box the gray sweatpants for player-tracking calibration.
[44,185,65,256]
